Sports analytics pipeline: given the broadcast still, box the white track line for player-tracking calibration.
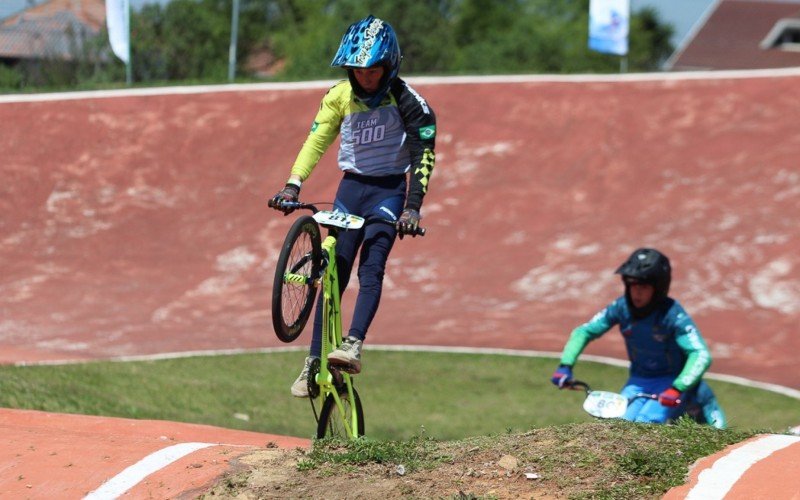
[685,434,800,500]
[2,67,800,103]
[83,442,217,499]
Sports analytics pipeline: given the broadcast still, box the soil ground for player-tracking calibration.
[201,422,765,500]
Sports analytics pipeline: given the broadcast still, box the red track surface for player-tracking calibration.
[0,408,308,498]
[2,71,799,497]
[664,434,800,499]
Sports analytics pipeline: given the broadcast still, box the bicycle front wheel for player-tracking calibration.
[272,215,322,343]
[316,387,365,439]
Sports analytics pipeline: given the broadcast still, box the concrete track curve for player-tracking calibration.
[3,69,800,498]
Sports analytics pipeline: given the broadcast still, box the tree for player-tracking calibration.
[0,0,676,91]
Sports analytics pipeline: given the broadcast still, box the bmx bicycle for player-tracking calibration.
[269,199,423,439]
[566,379,725,428]
[564,379,669,419]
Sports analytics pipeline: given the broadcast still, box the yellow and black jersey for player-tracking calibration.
[290,78,436,211]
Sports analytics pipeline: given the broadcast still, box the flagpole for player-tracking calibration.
[125,0,132,85]
[228,0,240,82]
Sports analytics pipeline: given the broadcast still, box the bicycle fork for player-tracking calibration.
[313,234,360,439]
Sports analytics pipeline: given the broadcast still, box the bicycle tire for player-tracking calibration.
[316,387,365,439]
[271,215,322,343]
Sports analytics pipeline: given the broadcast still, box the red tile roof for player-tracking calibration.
[668,0,800,70]
[0,0,105,60]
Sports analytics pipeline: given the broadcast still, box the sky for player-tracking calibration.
[2,0,717,51]
[632,0,718,48]
[0,0,170,19]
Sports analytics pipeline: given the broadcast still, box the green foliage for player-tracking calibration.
[0,0,675,91]
[268,0,342,79]
[132,0,266,81]
[0,64,22,89]
[628,7,675,70]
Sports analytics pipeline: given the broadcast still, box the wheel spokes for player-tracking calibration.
[280,233,315,326]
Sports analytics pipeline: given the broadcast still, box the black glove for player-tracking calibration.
[396,209,421,239]
[268,184,300,214]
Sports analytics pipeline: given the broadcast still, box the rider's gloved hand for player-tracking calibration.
[396,209,421,239]
[658,387,682,407]
[550,364,573,389]
[268,183,300,215]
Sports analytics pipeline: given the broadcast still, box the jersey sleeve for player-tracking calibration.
[671,309,712,392]
[560,303,618,366]
[392,79,436,211]
[289,82,346,181]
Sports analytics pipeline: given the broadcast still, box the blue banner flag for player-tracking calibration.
[589,0,630,56]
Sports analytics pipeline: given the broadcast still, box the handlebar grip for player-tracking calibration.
[397,225,426,237]
[268,199,302,210]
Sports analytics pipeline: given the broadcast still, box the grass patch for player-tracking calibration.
[0,350,797,441]
[300,435,446,474]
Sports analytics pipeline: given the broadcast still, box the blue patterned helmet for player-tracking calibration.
[331,15,402,107]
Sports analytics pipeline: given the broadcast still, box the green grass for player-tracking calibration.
[0,351,797,441]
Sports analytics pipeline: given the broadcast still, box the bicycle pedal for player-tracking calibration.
[328,360,360,375]
[306,358,321,399]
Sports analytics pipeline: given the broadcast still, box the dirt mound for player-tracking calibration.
[203,421,753,499]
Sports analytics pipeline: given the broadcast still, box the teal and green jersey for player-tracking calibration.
[560,297,712,392]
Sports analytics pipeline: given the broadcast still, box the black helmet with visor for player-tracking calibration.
[615,248,672,318]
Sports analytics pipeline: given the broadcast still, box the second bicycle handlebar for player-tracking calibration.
[565,379,671,403]
[269,199,426,237]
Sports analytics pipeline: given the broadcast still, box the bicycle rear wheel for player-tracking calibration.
[316,387,365,439]
[272,215,322,343]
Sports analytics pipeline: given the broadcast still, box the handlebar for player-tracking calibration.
[268,199,426,236]
[565,380,591,394]
[268,199,319,213]
[565,379,677,404]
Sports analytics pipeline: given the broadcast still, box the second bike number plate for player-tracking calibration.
[313,210,365,230]
[583,390,628,419]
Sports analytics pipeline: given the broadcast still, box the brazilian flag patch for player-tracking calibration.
[310,121,319,132]
[419,125,436,140]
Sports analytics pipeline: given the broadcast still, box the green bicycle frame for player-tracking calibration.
[316,231,361,439]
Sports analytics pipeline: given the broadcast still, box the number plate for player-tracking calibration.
[583,390,628,419]
[313,210,365,229]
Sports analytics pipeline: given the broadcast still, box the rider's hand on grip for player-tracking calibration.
[396,209,421,239]
[658,387,682,407]
[269,184,300,215]
[550,364,573,389]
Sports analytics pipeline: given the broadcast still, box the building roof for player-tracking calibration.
[667,0,800,70]
[0,0,105,60]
